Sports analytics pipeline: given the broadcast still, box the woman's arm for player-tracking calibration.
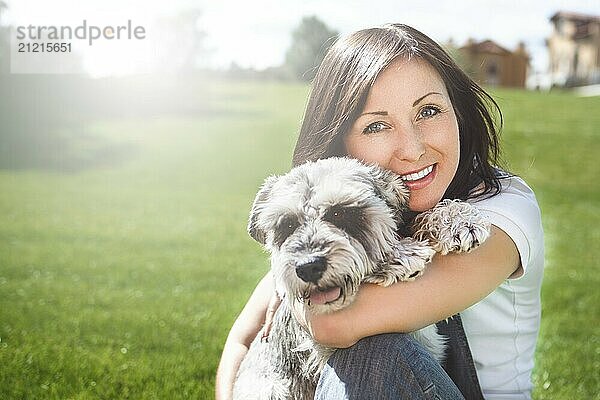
[215,273,274,400]
[305,225,520,348]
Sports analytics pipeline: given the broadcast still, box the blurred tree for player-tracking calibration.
[152,9,212,73]
[284,15,338,82]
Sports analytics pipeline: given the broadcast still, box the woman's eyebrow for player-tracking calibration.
[359,110,388,117]
[413,91,443,106]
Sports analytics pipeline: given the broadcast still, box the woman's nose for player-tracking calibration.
[392,126,425,163]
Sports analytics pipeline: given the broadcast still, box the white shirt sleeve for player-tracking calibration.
[469,176,543,279]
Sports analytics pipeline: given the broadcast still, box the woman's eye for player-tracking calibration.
[362,121,388,134]
[418,106,441,119]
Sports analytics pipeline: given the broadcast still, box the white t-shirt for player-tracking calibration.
[463,175,544,400]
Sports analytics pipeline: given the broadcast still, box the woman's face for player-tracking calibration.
[345,57,460,212]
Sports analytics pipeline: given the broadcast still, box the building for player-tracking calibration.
[459,39,529,88]
[547,11,600,87]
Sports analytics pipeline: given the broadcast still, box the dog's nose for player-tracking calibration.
[295,257,327,283]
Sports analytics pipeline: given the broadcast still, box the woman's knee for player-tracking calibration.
[318,333,455,399]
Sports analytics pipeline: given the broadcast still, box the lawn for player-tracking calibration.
[0,80,598,399]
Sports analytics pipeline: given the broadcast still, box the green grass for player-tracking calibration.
[0,81,598,399]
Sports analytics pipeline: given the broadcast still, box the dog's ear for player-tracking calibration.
[370,166,411,223]
[248,175,278,245]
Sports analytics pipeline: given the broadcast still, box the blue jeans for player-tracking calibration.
[314,333,465,400]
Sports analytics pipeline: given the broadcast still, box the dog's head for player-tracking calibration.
[248,157,410,314]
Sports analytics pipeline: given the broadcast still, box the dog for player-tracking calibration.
[233,157,490,400]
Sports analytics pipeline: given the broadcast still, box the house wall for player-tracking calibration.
[461,49,528,88]
[548,14,600,86]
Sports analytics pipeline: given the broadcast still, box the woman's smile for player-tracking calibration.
[400,163,437,190]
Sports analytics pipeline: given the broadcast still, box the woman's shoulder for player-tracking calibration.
[468,170,544,278]
[468,171,541,230]
[470,169,538,207]
[497,174,537,204]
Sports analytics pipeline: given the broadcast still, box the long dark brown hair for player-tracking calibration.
[292,23,507,201]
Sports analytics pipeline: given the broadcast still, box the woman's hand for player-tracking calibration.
[260,292,282,341]
[259,285,359,349]
[306,310,360,349]
[290,297,361,349]
[260,290,356,348]
[260,286,359,348]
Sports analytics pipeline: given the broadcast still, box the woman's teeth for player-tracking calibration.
[400,165,434,181]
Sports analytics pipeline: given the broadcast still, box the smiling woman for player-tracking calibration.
[217,23,544,400]
[344,58,460,211]
[291,28,504,209]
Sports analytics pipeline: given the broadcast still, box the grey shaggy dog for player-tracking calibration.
[233,157,490,400]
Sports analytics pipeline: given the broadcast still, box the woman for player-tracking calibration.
[216,24,544,399]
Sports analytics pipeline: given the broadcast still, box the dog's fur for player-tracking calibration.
[233,157,490,400]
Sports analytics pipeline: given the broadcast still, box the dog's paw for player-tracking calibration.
[365,238,435,285]
[413,199,491,255]
[395,237,436,279]
[363,271,400,286]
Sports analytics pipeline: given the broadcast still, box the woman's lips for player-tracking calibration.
[401,163,437,190]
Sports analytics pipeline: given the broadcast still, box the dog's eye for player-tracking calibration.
[323,206,347,225]
[274,215,299,246]
[326,208,344,221]
[324,205,362,230]
[332,211,340,217]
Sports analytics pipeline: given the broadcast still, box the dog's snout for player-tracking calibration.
[295,257,327,283]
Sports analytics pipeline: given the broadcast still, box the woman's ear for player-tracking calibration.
[247,175,279,245]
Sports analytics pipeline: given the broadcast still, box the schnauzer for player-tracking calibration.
[233,157,490,400]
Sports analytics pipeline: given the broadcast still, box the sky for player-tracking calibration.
[3,0,599,77]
